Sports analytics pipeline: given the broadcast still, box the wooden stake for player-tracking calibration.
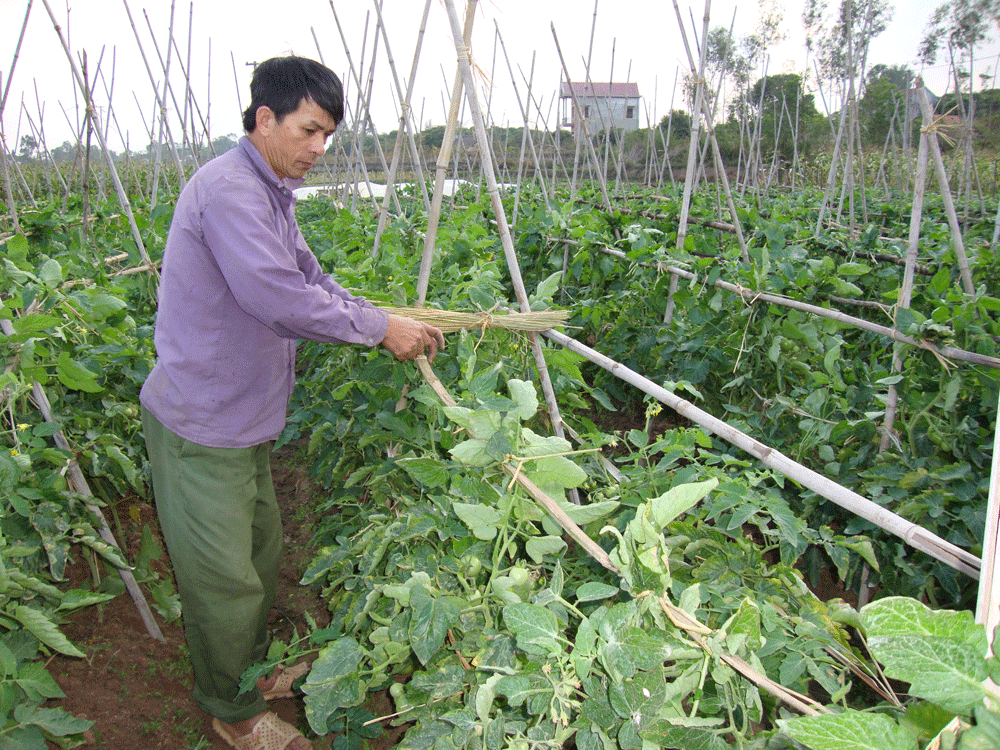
[415,0,476,307]
[441,0,574,491]
[371,0,434,257]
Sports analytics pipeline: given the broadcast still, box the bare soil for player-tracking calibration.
[45,442,400,750]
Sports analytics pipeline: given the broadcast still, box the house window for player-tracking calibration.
[584,105,590,118]
[626,105,635,119]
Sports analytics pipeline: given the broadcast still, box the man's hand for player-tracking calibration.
[381,313,445,362]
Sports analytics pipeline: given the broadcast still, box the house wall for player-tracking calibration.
[572,96,641,137]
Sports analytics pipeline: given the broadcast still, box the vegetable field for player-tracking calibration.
[2,169,1000,748]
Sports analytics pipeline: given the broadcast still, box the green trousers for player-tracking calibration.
[141,407,282,724]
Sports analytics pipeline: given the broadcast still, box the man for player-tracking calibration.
[140,55,444,750]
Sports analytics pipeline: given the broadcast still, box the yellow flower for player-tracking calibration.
[16,424,30,431]
[10,449,19,457]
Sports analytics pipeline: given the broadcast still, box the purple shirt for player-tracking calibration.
[140,137,388,448]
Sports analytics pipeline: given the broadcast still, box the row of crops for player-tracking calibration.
[2,181,1000,747]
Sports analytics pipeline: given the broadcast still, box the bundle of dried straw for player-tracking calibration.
[378,306,569,333]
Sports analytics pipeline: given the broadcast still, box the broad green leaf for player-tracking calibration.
[725,598,763,652]
[86,292,128,320]
[780,709,916,750]
[56,590,116,612]
[837,262,871,277]
[525,535,566,563]
[641,722,729,750]
[602,627,679,679]
[399,457,450,488]
[11,315,60,335]
[530,271,562,307]
[519,428,573,456]
[495,671,551,709]
[559,499,619,526]
[526,455,587,489]
[55,352,103,393]
[475,673,503,723]
[396,719,454,750]
[647,479,719,529]
[866,634,987,714]
[442,406,501,437]
[303,637,366,733]
[408,585,460,665]
[608,666,667,725]
[38,259,63,288]
[13,606,84,658]
[0,724,46,749]
[14,661,65,701]
[3,257,38,284]
[575,582,620,602]
[452,502,501,541]
[13,704,92,736]
[503,603,562,655]
[862,597,986,650]
[410,664,467,699]
[507,379,539,421]
[449,438,492,467]
[0,642,15,676]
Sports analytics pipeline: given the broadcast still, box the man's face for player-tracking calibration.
[255,97,338,180]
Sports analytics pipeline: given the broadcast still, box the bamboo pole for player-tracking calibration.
[308,22,380,213]
[370,0,433,257]
[878,126,931,453]
[498,37,550,208]
[121,0,186,196]
[441,0,574,497]
[551,27,614,212]
[587,242,1000,370]
[23,92,67,198]
[0,316,164,641]
[0,1,33,230]
[415,0,476,307]
[671,0,749,262]
[328,1,401,215]
[416,357,617,573]
[914,78,976,296]
[142,5,199,167]
[540,326,981,578]
[567,0,600,200]
[42,0,157,276]
[976,388,1000,644]
[0,131,21,235]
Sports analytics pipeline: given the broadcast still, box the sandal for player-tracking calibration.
[260,661,310,701]
[213,712,311,750]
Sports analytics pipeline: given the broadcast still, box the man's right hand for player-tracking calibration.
[380,313,445,362]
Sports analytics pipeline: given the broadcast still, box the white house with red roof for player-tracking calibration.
[560,81,642,138]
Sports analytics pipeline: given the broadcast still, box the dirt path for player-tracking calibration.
[46,443,356,749]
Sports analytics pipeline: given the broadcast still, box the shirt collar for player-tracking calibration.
[238,136,306,195]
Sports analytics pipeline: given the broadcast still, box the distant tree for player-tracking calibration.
[859,64,914,145]
[658,110,692,139]
[50,140,76,164]
[420,125,447,149]
[920,0,1000,116]
[18,134,38,161]
[804,0,894,88]
[736,73,827,162]
[211,134,239,154]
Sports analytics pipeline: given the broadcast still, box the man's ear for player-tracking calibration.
[255,105,277,136]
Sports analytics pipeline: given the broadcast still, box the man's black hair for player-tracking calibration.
[241,56,344,133]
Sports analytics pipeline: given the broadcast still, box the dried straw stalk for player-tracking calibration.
[379,305,568,334]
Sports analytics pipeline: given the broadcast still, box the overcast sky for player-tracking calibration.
[2,0,998,154]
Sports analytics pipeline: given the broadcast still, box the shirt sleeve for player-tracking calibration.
[200,177,389,347]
